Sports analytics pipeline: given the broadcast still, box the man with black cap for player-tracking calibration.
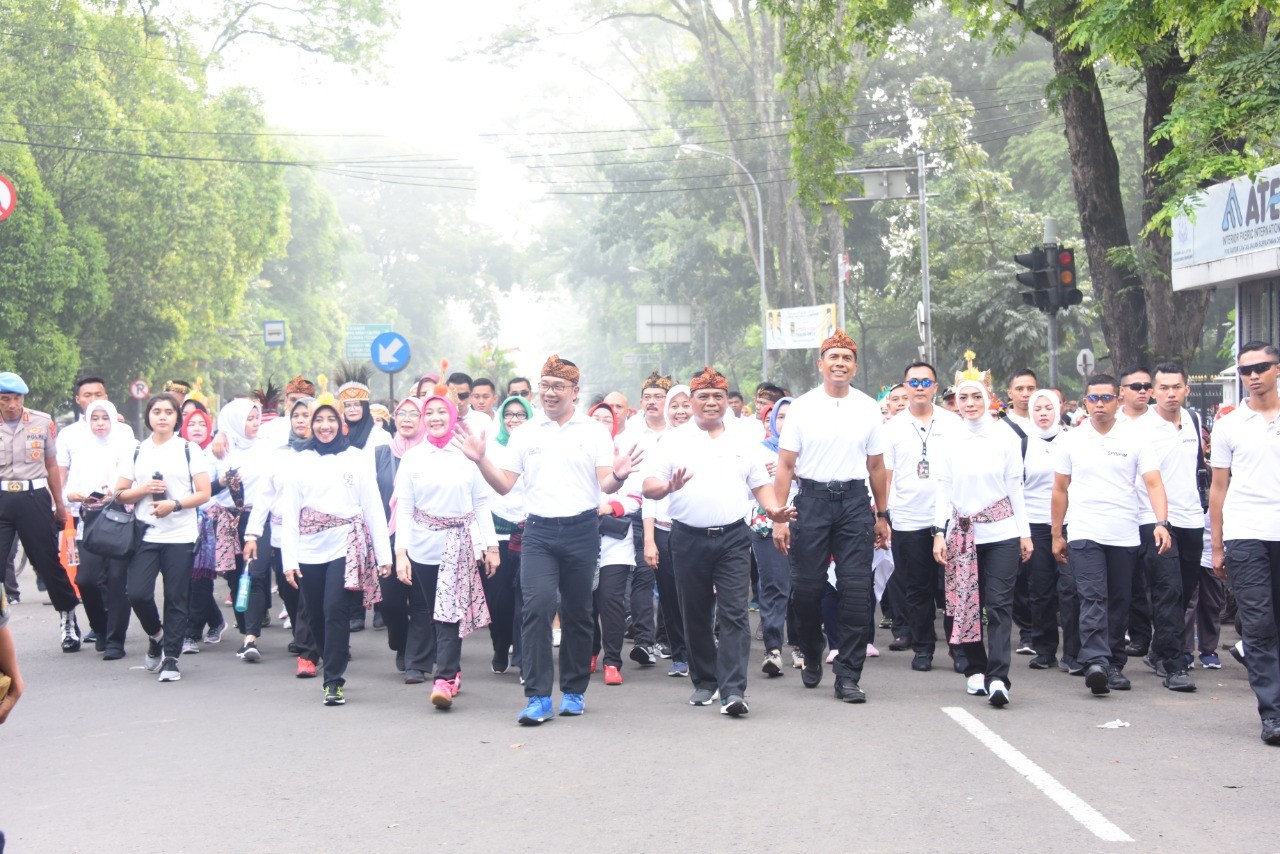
[0,371,83,652]
[772,330,890,703]
[459,354,642,725]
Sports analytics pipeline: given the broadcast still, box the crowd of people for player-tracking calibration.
[0,333,1277,745]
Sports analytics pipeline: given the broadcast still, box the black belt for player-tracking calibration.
[526,508,596,525]
[798,477,865,499]
[671,519,745,538]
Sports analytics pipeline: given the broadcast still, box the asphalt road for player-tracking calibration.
[1,591,1275,853]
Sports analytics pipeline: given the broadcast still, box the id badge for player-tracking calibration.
[917,459,930,479]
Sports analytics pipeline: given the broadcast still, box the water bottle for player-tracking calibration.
[234,567,251,613]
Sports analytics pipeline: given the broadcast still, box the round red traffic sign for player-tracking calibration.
[130,379,150,400]
[0,175,15,222]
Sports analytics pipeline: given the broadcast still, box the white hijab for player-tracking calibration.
[955,380,993,434]
[1028,389,1063,440]
[217,398,261,452]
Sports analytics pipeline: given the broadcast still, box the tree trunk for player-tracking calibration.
[1050,39,1146,372]
[1140,42,1209,367]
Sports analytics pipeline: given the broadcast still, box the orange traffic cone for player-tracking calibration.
[60,515,81,598]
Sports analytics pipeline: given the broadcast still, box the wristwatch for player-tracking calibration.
[876,510,890,521]
[1154,520,1170,529]
[932,526,946,537]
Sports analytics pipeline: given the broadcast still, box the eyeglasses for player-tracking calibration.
[906,378,935,389]
[1084,393,1117,403]
[393,409,421,419]
[1124,382,1153,392]
[513,389,531,398]
[1237,361,1278,377]
[503,411,528,421]
[539,381,572,393]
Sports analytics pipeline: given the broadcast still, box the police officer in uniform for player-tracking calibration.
[0,371,83,651]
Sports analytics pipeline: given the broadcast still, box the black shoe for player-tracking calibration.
[1085,663,1110,695]
[60,611,82,653]
[1124,641,1148,657]
[94,635,107,653]
[629,644,657,667]
[951,649,968,674]
[349,615,365,632]
[801,664,823,689]
[404,669,427,685]
[888,635,912,652]
[372,609,385,630]
[878,617,892,629]
[323,683,345,706]
[1163,668,1196,692]
[1262,718,1280,746]
[236,642,262,662]
[1029,654,1058,670]
[395,650,406,672]
[1141,655,1167,678]
[1107,666,1131,691]
[834,677,866,703]
[288,641,300,655]
[911,653,932,672]
[491,649,510,674]
[1066,657,1086,676]
[102,647,125,661]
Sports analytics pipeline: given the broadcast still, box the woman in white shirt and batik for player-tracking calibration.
[932,380,1032,707]
[282,398,392,706]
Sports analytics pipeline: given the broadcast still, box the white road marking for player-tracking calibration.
[942,706,1134,843]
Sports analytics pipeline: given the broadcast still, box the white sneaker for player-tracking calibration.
[988,679,1010,707]
[790,648,805,669]
[966,673,987,695]
[181,638,200,655]
[866,643,880,658]
[552,627,562,648]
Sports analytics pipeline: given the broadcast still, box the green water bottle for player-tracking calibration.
[234,568,251,613]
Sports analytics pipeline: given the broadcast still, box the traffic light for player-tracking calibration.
[1053,247,1082,307]
[1014,247,1051,310]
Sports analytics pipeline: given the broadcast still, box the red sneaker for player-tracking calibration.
[431,678,456,709]
[590,655,598,674]
[296,657,317,679]
[604,664,622,685]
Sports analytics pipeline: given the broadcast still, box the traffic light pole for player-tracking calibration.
[1046,309,1059,389]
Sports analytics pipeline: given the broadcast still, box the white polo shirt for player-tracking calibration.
[644,420,771,528]
[883,405,961,531]
[501,407,615,519]
[1132,406,1203,529]
[118,437,211,544]
[1054,419,1158,547]
[1210,400,1280,542]
[778,385,885,481]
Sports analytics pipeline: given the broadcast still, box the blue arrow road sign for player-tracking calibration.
[370,331,410,373]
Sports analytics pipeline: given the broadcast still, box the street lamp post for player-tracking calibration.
[680,143,769,379]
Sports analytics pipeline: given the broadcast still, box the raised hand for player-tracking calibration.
[613,443,644,479]
[668,467,692,494]
[451,418,487,462]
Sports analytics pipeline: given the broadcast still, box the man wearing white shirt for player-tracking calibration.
[1209,341,1280,745]
[644,368,788,716]
[884,361,961,672]
[1001,369,1037,654]
[1052,374,1171,696]
[1130,363,1205,692]
[460,355,640,725]
[1116,366,1157,656]
[773,329,890,704]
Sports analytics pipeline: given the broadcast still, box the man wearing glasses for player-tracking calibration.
[506,377,533,400]
[883,361,960,672]
[1115,366,1157,657]
[447,371,490,439]
[1116,367,1154,423]
[1209,341,1280,745]
[1052,374,1171,696]
[458,355,642,725]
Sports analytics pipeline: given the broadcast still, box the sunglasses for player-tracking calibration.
[513,390,532,397]
[1124,382,1153,392]
[456,391,471,401]
[1084,393,1117,403]
[906,378,935,389]
[1237,361,1278,377]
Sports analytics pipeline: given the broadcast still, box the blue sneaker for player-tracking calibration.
[558,693,585,716]
[1199,652,1221,669]
[668,661,689,677]
[517,696,553,726]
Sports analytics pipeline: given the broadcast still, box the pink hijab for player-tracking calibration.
[421,394,458,450]
[390,396,427,458]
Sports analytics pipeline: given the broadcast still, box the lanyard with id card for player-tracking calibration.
[916,419,935,479]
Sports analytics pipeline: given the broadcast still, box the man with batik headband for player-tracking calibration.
[772,329,890,703]
[644,368,791,716]
[458,354,643,725]
[164,380,193,405]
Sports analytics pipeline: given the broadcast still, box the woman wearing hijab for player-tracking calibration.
[114,393,213,683]
[931,380,1033,707]
[338,382,389,633]
[64,400,137,660]
[207,398,271,656]
[485,394,531,674]
[751,397,799,677]
[245,398,321,678]
[180,407,226,652]
[282,398,392,705]
[372,397,427,677]
[393,394,498,709]
[1025,390,1071,671]
[588,402,644,686]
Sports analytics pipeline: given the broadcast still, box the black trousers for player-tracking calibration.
[880,558,909,637]
[594,563,633,668]
[1056,526,1081,663]
[671,522,752,698]
[960,538,1019,688]
[1012,546,1035,646]
[298,557,359,686]
[520,512,599,698]
[378,534,411,655]
[482,539,520,657]
[1067,540,1138,668]
[893,526,940,656]
[185,577,225,641]
[242,520,276,637]
[1224,539,1280,721]
[651,527,688,662]
[268,546,318,662]
[1025,523,1059,658]
[126,541,194,660]
[74,547,129,653]
[0,489,78,611]
[1137,522,1201,671]
[789,489,874,681]
[404,560,439,674]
